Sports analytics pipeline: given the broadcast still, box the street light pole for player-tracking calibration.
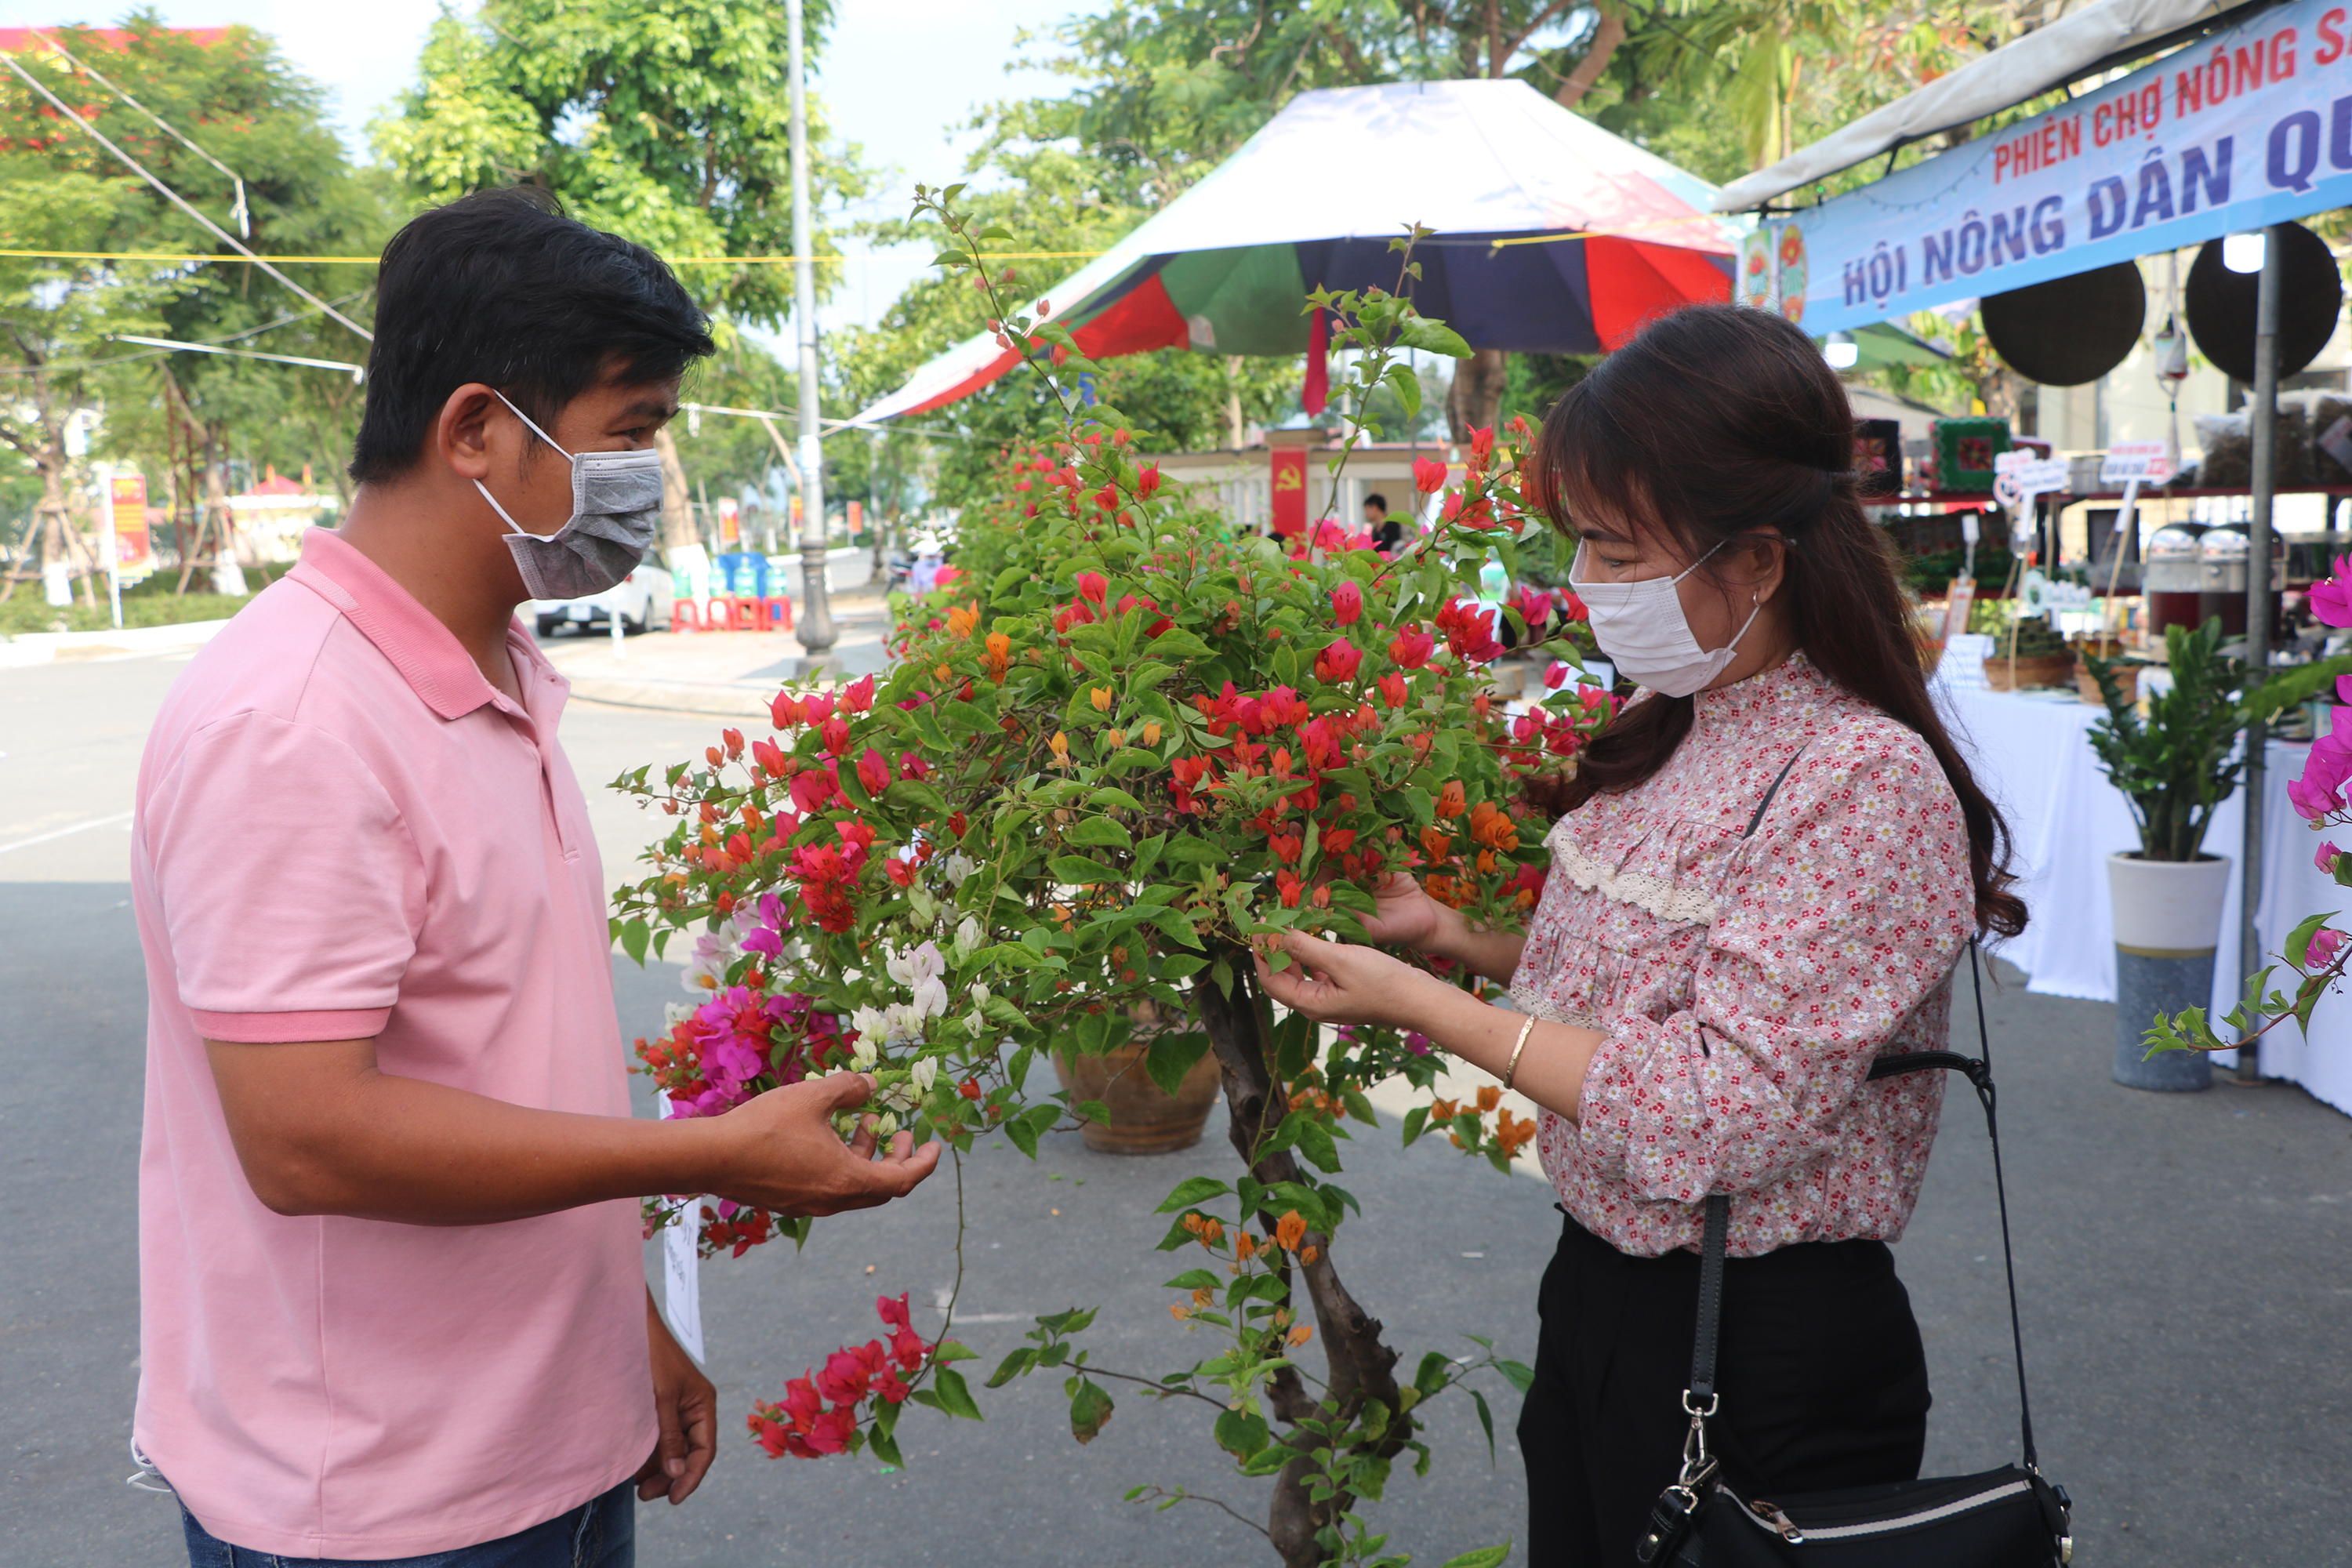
[786,0,836,667]
[2239,223,2285,1085]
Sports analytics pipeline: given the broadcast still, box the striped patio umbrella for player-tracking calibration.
[851,78,1738,426]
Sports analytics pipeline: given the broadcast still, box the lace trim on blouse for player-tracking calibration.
[1543,821,1720,928]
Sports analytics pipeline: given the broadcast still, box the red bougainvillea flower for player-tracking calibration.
[842,674,877,713]
[803,691,837,727]
[1389,626,1436,670]
[1094,485,1119,512]
[1466,425,1495,474]
[1331,580,1363,626]
[856,747,891,796]
[1274,869,1305,908]
[1377,672,1409,709]
[822,717,853,757]
[1137,464,1162,498]
[1544,661,1574,690]
[1321,826,1356,855]
[769,693,805,728]
[1076,571,1109,605]
[1413,455,1448,494]
[883,856,916,888]
[1314,638,1361,684]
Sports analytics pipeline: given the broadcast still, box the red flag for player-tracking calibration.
[1302,307,1330,416]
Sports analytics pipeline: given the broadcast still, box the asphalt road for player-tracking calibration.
[5,644,2351,1566]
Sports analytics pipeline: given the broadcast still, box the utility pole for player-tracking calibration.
[2239,223,2285,1086]
[787,0,836,670]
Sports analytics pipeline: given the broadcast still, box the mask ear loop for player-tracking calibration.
[477,389,573,537]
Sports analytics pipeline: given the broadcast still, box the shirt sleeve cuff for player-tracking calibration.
[190,1007,391,1044]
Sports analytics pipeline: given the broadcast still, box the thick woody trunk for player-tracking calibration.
[655,425,699,553]
[1554,5,1625,110]
[1447,348,1509,443]
[1194,950,1406,1568]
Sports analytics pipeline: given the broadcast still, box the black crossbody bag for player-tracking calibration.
[1633,941,2074,1566]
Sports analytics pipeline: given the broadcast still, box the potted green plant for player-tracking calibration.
[607,198,1616,1565]
[2086,622,2352,1091]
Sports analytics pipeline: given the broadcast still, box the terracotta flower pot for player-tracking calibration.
[2075,659,2138,706]
[1054,1010,1224,1155]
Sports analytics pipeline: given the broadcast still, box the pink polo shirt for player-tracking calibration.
[131,528,652,1558]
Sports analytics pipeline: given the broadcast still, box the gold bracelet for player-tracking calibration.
[1501,1013,1538,1094]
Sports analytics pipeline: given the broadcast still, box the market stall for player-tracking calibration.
[1936,676,2352,1113]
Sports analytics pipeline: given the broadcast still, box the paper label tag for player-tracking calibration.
[652,1091,706,1364]
[2321,416,2352,474]
[2100,440,2173,485]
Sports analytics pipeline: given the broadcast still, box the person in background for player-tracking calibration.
[1255,304,2026,1568]
[1365,491,1404,554]
[132,188,938,1568]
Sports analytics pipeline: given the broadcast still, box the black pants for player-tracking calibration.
[1517,1210,1931,1567]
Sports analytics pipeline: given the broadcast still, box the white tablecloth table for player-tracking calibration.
[1934,681,2352,1113]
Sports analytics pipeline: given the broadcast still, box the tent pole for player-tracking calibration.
[786,0,837,666]
[2238,223,2284,1085]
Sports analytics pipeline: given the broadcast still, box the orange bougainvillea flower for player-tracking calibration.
[1475,1085,1501,1113]
[985,632,1011,681]
[1468,800,1519,852]
[1287,1323,1313,1347]
[1274,1210,1308,1253]
[1419,824,1452,863]
[1182,1213,1225,1250]
[1435,780,1468,819]
[1142,720,1163,746]
[946,604,980,639]
[1049,731,1070,767]
[1090,686,1113,713]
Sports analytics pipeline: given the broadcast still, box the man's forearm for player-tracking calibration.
[209,1043,725,1225]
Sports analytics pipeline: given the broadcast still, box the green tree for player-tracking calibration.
[0,14,382,598]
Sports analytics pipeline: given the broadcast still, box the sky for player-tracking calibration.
[49,0,1079,331]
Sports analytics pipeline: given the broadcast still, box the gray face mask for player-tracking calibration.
[476,390,665,601]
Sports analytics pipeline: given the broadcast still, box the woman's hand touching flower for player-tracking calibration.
[1252,929,1448,1030]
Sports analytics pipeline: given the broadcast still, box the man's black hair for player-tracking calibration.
[1363,492,1388,513]
[349,188,716,485]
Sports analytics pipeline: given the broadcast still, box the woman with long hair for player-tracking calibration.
[1255,303,2026,1566]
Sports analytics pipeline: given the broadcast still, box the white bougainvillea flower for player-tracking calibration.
[850,1005,888,1042]
[849,1034,880,1070]
[909,1057,938,1093]
[953,916,984,960]
[681,929,733,993]
[942,852,980,886]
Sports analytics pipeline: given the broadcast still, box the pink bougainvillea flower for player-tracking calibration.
[822,717,853,757]
[2289,730,2352,822]
[841,674,877,713]
[1544,661,1573,690]
[1331,580,1363,626]
[803,691,836,727]
[2310,556,2352,626]
[2318,840,2343,875]
[1076,571,1109,605]
[2312,927,2347,969]
[1313,638,1362,684]
[856,747,891,796]
[1413,456,1448,494]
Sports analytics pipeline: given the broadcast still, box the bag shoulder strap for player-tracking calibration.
[1685,939,2041,1472]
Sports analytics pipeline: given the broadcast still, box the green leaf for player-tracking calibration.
[1494,1359,1535,1394]
[619,916,649,967]
[1400,1105,1430,1147]
[1214,1406,1270,1459]
[1162,1268,1220,1290]
[931,1367,985,1421]
[1144,1029,1214,1096]
[1468,1387,1497,1460]
[1438,1547,1512,1568]
[884,778,951,818]
[1294,1117,1343,1174]
[1005,1112,1044,1159]
[2286,911,2333,970]
[1065,817,1134,851]
[1068,1377,1115,1444]
[1156,1175,1232,1213]
[1396,317,1473,358]
[1047,854,1123,884]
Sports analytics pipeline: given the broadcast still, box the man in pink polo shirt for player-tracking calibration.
[132,190,938,1566]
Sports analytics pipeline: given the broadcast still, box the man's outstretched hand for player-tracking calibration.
[707,1071,942,1218]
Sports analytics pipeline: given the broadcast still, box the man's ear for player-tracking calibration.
[435,383,502,482]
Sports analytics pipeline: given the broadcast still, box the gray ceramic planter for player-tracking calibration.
[2107,852,2230,1092]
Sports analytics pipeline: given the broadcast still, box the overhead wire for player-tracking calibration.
[13,20,250,238]
[0,53,375,341]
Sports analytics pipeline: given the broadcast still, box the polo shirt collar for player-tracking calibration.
[289,527,547,722]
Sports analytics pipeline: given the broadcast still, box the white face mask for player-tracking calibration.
[1570,539,1764,698]
[475,390,666,601]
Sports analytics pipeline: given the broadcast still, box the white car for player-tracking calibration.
[528,560,674,637]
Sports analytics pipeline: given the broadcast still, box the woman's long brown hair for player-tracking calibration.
[1527,303,2027,938]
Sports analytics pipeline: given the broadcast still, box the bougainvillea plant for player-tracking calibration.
[608,189,1613,1568]
[2146,554,2352,1058]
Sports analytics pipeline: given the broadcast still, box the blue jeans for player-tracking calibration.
[180,1481,634,1568]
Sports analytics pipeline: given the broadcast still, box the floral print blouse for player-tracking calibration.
[1511,653,1976,1258]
